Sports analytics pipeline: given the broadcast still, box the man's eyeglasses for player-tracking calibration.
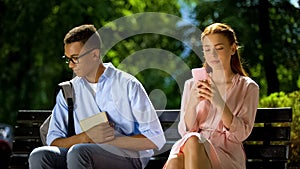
[62,48,96,64]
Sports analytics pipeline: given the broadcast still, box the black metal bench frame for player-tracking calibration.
[10,108,292,169]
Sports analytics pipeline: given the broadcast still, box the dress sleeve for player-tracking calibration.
[178,79,195,136]
[178,79,209,137]
[225,82,259,142]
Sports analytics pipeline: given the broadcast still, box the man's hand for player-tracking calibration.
[85,122,115,143]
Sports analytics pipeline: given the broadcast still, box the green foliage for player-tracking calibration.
[259,91,293,107]
[259,91,300,167]
[0,0,182,124]
[0,2,299,168]
[191,0,300,96]
[0,3,299,166]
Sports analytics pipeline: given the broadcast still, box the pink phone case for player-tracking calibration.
[192,68,208,81]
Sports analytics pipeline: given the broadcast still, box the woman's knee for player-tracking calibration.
[165,153,184,169]
[183,136,205,153]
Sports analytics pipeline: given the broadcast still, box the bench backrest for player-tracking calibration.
[12,108,292,169]
[244,108,292,169]
[155,108,293,169]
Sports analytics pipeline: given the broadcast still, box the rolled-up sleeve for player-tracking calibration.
[128,80,166,150]
[46,90,68,145]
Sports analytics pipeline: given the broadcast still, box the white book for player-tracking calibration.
[79,112,108,131]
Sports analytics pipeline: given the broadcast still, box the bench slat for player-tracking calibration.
[10,154,29,169]
[17,110,51,122]
[247,127,290,141]
[14,125,40,138]
[144,159,165,169]
[12,139,42,153]
[255,108,292,123]
[244,145,289,159]
[246,161,287,169]
[157,110,179,122]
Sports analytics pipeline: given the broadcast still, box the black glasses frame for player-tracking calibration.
[62,48,96,64]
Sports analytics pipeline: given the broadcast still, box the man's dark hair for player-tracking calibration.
[64,24,101,50]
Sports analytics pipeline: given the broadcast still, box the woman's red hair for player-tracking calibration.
[201,23,248,76]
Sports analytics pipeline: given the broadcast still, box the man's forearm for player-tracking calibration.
[50,133,157,151]
[50,132,89,148]
[105,134,157,151]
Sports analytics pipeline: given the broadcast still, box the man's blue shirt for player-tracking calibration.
[47,63,166,159]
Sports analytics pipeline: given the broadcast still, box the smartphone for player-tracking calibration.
[192,68,208,81]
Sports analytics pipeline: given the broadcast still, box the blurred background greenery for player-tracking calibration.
[0,0,299,167]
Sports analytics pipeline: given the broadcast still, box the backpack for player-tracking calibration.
[39,81,75,145]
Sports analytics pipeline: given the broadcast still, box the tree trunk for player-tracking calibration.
[258,0,279,94]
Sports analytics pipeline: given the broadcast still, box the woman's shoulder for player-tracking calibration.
[235,74,259,89]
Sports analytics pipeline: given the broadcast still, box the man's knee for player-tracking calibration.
[29,146,56,168]
[29,147,48,162]
[67,144,90,162]
[29,146,67,167]
[68,144,85,154]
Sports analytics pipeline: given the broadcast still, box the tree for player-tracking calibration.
[1,0,299,125]
[190,0,300,96]
[258,0,279,94]
[0,0,182,123]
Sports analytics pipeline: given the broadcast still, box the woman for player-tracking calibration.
[164,23,259,169]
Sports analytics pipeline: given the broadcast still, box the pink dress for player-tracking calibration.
[164,74,259,169]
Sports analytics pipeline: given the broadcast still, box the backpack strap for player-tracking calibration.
[59,81,76,137]
[40,81,76,145]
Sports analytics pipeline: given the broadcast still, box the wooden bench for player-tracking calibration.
[10,108,292,169]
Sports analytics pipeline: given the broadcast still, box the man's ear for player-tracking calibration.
[92,49,100,59]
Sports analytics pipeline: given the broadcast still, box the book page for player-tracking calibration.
[80,112,108,131]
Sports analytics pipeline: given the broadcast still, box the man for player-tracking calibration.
[29,24,166,169]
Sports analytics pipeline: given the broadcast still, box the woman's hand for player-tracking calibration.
[188,81,206,107]
[198,78,225,108]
